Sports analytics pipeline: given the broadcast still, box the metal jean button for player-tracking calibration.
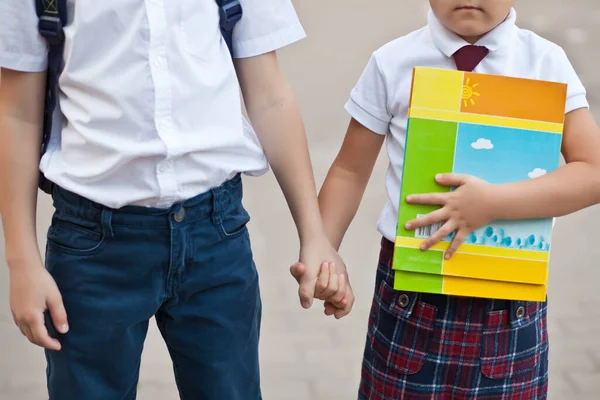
[515,306,526,319]
[398,294,410,308]
[174,207,186,223]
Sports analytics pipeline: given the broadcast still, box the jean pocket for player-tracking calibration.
[215,201,251,240]
[180,0,221,59]
[371,280,437,375]
[480,303,547,379]
[47,214,105,256]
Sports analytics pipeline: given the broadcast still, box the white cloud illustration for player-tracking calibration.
[471,138,494,150]
[528,168,547,179]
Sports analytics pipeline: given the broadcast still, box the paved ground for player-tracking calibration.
[2,1,600,399]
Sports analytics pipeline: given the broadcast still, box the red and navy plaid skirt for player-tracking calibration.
[359,238,549,399]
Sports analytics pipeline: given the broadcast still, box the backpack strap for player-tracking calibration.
[36,0,68,194]
[216,0,243,56]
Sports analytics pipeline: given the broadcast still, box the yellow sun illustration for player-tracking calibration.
[462,78,480,107]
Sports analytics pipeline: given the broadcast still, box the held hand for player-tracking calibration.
[9,258,69,351]
[290,236,355,319]
[405,173,497,258]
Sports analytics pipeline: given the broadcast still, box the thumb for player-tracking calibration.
[47,292,69,334]
[289,262,306,283]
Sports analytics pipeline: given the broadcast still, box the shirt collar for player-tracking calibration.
[427,7,517,57]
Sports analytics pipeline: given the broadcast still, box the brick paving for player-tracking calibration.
[1,1,600,398]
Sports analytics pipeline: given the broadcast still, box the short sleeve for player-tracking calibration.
[232,0,306,59]
[0,0,48,72]
[344,53,392,135]
[539,46,588,114]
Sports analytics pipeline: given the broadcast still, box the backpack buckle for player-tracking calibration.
[219,0,243,32]
[38,16,65,46]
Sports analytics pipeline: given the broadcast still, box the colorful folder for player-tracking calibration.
[393,67,568,301]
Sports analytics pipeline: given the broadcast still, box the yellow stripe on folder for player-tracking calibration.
[395,237,549,262]
[443,254,548,285]
[408,108,563,134]
[443,276,547,302]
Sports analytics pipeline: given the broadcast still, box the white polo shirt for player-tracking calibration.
[0,0,305,208]
[345,8,589,243]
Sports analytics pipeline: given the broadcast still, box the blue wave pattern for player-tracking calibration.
[446,226,550,251]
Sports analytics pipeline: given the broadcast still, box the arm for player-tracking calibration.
[319,118,385,250]
[234,52,354,316]
[0,68,68,350]
[234,52,323,245]
[491,108,600,219]
[0,69,45,259]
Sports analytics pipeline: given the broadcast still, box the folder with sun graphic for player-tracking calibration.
[393,67,567,302]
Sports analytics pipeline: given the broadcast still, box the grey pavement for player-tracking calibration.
[2,1,600,399]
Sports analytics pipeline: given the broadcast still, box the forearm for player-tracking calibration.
[319,163,370,250]
[492,161,600,220]
[246,90,324,243]
[0,69,45,266]
[0,116,42,264]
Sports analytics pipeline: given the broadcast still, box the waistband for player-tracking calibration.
[381,237,510,311]
[51,174,244,229]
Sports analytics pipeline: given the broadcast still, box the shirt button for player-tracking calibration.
[153,56,165,68]
[173,207,186,223]
[515,306,526,319]
[398,294,410,308]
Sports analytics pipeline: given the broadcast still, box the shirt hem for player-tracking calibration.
[0,51,47,72]
[233,24,306,58]
[344,98,389,135]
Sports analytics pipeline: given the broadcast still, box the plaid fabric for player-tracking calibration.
[359,238,549,400]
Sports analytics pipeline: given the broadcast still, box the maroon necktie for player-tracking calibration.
[453,45,489,72]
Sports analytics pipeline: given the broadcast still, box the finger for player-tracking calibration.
[20,323,35,343]
[329,273,347,304]
[324,302,337,316]
[445,230,468,259]
[405,192,449,206]
[334,292,355,319]
[17,322,29,338]
[405,208,449,231]
[29,316,61,351]
[419,220,458,251]
[435,173,469,187]
[298,274,316,309]
[314,262,330,299]
[289,262,306,283]
[47,294,69,334]
[321,263,339,299]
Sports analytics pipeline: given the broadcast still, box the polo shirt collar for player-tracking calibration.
[428,7,517,57]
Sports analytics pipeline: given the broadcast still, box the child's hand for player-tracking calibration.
[291,260,354,319]
[405,173,498,258]
[289,237,355,319]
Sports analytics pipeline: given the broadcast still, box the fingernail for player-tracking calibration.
[406,195,413,202]
[323,263,329,270]
[339,274,345,282]
[60,324,69,333]
[405,223,411,229]
[436,174,442,180]
[445,254,451,259]
[420,244,427,250]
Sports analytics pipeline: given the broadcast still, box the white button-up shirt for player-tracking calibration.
[0,0,305,208]
[345,8,588,242]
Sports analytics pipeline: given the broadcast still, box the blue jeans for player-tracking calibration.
[44,175,262,399]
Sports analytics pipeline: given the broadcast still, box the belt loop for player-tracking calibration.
[101,208,114,238]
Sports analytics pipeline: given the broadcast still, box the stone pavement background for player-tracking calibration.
[1,1,600,398]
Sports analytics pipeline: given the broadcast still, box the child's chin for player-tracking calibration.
[452,23,489,40]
